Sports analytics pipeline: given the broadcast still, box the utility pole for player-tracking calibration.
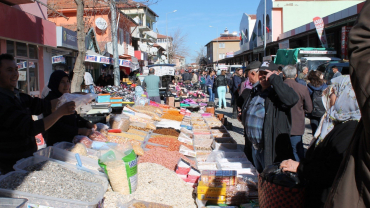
[166,10,177,64]
[263,0,267,57]
[110,0,120,86]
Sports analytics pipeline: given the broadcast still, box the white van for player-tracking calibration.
[298,57,341,72]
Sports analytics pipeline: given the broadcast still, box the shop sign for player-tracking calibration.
[226,52,234,58]
[279,40,290,49]
[57,27,78,50]
[85,55,98,62]
[120,60,131,67]
[52,55,66,64]
[18,71,27,81]
[299,50,337,54]
[99,57,111,64]
[153,66,175,76]
[313,17,329,48]
[341,26,352,59]
[17,61,27,70]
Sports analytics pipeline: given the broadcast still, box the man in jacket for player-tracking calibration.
[191,70,198,85]
[283,65,313,162]
[331,66,342,79]
[231,68,244,118]
[0,54,76,174]
[241,61,298,173]
[182,69,192,84]
[325,2,370,207]
[142,68,162,103]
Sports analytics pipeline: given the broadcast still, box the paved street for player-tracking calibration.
[214,93,313,151]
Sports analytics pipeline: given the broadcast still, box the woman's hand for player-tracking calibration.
[78,128,92,136]
[86,122,97,130]
[280,159,300,173]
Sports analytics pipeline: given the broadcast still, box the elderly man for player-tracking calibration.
[298,66,309,80]
[142,68,162,103]
[241,61,298,173]
[283,65,313,162]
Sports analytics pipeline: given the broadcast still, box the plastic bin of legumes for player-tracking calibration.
[0,171,105,208]
[33,146,106,177]
[13,156,108,191]
[53,141,100,157]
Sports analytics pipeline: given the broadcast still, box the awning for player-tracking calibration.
[84,50,131,67]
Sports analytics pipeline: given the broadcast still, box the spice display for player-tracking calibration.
[89,131,108,142]
[127,105,161,121]
[70,143,88,156]
[127,129,147,136]
[148,136,193,151]
[139,147,196,170]
[133,105,163,115]
[0,171,101,202]
[161,110,184,121]
[194,139,213,151]
[153,128,180,137]
[73,135,93,148]
[180,128,193,138]
[108,132,145,141]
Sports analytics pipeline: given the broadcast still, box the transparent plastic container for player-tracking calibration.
[0,171,104,208]
[212,137,238,150]
[13,156,108,191]
[53,142,100,157]
[0,197,27,208]
[33,146,104,176]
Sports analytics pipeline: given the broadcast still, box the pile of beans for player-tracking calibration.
[138,147,196,171]
[127,129,147,136]
[153,128,180,137]
[148,136,193,151]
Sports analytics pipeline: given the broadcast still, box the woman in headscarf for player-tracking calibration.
[280,74,361,208]
[43,70,96,146]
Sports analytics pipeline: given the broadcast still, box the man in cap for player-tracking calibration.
[142,68,162,103]
[241,61,298,173]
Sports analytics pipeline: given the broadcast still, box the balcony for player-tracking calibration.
[144,30,157,39]
[0,0,33,5]
[138,25,151,32]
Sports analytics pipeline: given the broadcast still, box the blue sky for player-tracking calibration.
[150,0,260,64]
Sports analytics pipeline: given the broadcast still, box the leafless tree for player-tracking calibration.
[193,46,206,64]
[169,28,189,64]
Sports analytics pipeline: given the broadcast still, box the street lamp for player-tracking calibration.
[166,10,177,64]
[209,25,219,69]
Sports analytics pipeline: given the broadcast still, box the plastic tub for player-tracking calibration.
[0,197,27,208]
[212,137,238,150]
[0,171,104,208]
[96,94,111,103]
[33,146,104,176]
[13,156,108,191]
[53,142,101,159]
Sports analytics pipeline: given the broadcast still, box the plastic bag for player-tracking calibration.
[56,93,98,110]
[96,123,109,131]
[98,143,138,195]
[110,115,130,132]
[260,163,303,188]
[89,131,108,142]
[73,135,93,148]
[70,143,88,156]
[135,95,150,106]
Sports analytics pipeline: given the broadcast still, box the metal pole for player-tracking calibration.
[264,0,267,57]
[110,1,120,86]
[166,12,169,64]
[216,27,218,69]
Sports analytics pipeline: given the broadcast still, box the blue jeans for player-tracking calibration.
[290,135,305,162]
[251,145,265,173]
[89,85,95,94]
[208,87,215,102]
[217,86,227,108]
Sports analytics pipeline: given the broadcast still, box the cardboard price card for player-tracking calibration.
[179,145,196,157]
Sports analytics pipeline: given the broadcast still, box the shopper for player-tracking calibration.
[182,69,192,84]
[280,75,360,208]
[191,70,198,85]
[283,65,313,162]
[215,70,227,109]
[206,70,216,102]
[199,70,207,93]
[307,70,328,135]
[84,71,95,93]
[96,73,106,86]
[43,70,96,146]
[241,61,298,173]
[298,66,309,80]
[331,65,342,79]
[231,68,244,118]
[0,54,76,174]
[142,68,162,103]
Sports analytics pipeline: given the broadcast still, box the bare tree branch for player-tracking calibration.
[169,27,189,63]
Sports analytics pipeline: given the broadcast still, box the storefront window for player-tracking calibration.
[17,59,28,94]
[6,41,14,55]
[16,42,28,57]
[29,62,39,92]
[29,44,38,59]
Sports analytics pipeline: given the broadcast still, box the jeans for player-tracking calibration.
[217,86,227,108]
[88,85,95,94]
[251,145,265,173]
[149,96,161,104]
[208,87,215,102]
[200,84,206,93]
[290,135,305,162]
[310,116,321,136]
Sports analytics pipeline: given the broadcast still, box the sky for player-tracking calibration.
[150,0,260,64]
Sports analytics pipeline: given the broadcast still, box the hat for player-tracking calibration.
[259,61,278,72]
[246,61,261,71]
[185,69,188,72]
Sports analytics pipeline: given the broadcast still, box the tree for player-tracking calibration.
[193,46,206,65]
[169,28,189,64]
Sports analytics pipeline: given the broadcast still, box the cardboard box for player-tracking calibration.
[197,181,226,195]
[175,101,180,108]
[197,194,226,202]
[166,97,175,107]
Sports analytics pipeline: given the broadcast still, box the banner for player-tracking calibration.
[313,17,328,48]
[226,52,234,58]
[52,55,66,64]
[341,26,352,59]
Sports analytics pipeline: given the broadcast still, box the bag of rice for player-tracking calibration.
[98,143,138,195]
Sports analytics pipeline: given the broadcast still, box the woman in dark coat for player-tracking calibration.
[43,70,95,146]
[280,75,361,208]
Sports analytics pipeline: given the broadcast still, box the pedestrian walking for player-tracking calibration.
[182,69,192,84]
[142,68,162,103]
[283,65,313,162]
[199,70,207,93]
[84,71,95,94]
[307,70,328,136]
[231,68,244,118]
[215,70,227,109]
[206,70,216,102]
[241,61,298,173]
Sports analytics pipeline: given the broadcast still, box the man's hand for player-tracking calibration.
[265,70,278,81]
[78,128,93,136]
[280,159,300,173]
[87,122,97,130]
[56,101,76,116]
[237,113,242,122]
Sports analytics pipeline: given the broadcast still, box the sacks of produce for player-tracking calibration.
[99,143,138,195]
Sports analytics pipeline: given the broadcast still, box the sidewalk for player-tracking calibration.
[214,93,313,151]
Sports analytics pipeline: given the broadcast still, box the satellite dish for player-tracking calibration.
[95,18,108,30]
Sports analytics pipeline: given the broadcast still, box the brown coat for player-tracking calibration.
[325,1,370,207]
[284,79,313,135]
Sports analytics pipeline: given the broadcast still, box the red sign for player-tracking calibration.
[341,26,352,59]
[313,17,328,48]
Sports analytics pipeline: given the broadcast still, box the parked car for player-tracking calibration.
[317,60,349,83]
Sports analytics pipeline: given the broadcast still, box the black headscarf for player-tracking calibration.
[47,70,69,98]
